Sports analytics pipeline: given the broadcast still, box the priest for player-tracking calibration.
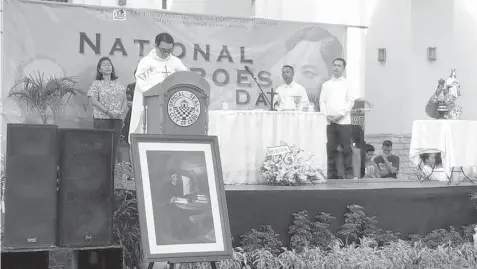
[128,32,187,141]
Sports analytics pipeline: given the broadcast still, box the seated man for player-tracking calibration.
[374,140,400,178]
[158,171,196,241]
[364,144,381,178]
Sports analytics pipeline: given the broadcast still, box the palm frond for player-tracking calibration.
[8,72,84,123]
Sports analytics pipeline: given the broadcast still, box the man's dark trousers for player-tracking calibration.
[327,122,353,179]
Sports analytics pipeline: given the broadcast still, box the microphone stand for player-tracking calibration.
[249,74,274,111]
[270,88,275,111]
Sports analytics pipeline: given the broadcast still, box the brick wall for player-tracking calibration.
[365,133,417,180]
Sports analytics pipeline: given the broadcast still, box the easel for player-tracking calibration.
[148,261,218,269]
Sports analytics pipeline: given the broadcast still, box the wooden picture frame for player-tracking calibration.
[129,134,233,263]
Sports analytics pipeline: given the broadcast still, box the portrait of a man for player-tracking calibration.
[147,150,215,246]
[275,26,343,110]
[130,135,232,262]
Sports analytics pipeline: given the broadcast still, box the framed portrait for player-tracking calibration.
[129,134,233,263]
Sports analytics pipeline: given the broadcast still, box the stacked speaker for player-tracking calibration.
[3,124,115,249]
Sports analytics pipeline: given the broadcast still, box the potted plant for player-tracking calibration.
[113,161,143,269]
[8,72,86,124]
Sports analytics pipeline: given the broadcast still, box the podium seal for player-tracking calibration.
[167,90,201,127]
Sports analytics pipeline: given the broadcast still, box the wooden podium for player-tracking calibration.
[141,73,217,269]
[143,71,211,135]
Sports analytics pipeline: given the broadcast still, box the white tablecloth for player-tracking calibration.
[409,120,477,174]
[208,110,327,184]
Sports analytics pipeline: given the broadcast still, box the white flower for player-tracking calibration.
[261,144,326,185]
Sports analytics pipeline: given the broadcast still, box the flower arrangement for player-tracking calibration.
[260,143,326,186]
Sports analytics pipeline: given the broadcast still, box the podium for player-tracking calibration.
[140,72,219,269]
[143,71,211,135]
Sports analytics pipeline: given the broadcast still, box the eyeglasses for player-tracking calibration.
[158,47,173,54]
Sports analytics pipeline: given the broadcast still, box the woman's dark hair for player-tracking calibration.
[420,153,430,163]
[95,56,118,81]
[420,153,442,164]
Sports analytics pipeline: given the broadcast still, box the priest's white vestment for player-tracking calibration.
[128,49,187,141]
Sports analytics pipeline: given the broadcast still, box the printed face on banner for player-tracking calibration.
[285,41,330,97]
[2,1,345,126]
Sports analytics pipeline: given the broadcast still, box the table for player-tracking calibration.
[409,120,477,176]
[208,110,327,184]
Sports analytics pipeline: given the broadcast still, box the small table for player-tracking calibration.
[409,120,477,182]
[208,110,327,184]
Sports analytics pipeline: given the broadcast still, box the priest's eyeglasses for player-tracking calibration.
[158,48,173,54]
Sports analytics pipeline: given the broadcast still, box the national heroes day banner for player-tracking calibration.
[2,0,346,126]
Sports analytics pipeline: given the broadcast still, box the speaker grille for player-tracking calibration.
[3,124,58,249]
[57,128,114,247]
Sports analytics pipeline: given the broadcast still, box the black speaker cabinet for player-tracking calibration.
[3,124,59,249]
[57,128,115,247]
[1,251,50,269]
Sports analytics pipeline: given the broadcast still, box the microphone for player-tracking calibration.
[244,65,273,110]
[244,66,257,79]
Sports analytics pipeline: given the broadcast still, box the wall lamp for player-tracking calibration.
[378,48,386,63]
[427,47,437,61]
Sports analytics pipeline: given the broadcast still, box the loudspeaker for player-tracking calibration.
[1,251,50,269]
[57,128,115,247]
[3,124,59,249]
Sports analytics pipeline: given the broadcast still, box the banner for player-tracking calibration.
[2,0,346,127]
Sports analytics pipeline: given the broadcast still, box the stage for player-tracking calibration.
[119,179,477,245]
[225,180,477,244]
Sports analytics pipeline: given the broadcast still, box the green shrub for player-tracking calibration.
[240,225,283,256]
[462,224,475,242]
[209,239,477,269]
[288,210,313,251]
[422,226,464,249]
[310,212,336,250]
[288,210,336,252]
[113,162,142,269]
[337,204,400,246]
[113,188,142,269]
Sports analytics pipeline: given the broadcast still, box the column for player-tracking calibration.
[125,0,162,9]
[0,0,3,158]
[253,0,284,19]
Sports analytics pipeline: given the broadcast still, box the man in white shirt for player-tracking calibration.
[275,65,310,111]
[128,32,187,142]
[319,58,355,179]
